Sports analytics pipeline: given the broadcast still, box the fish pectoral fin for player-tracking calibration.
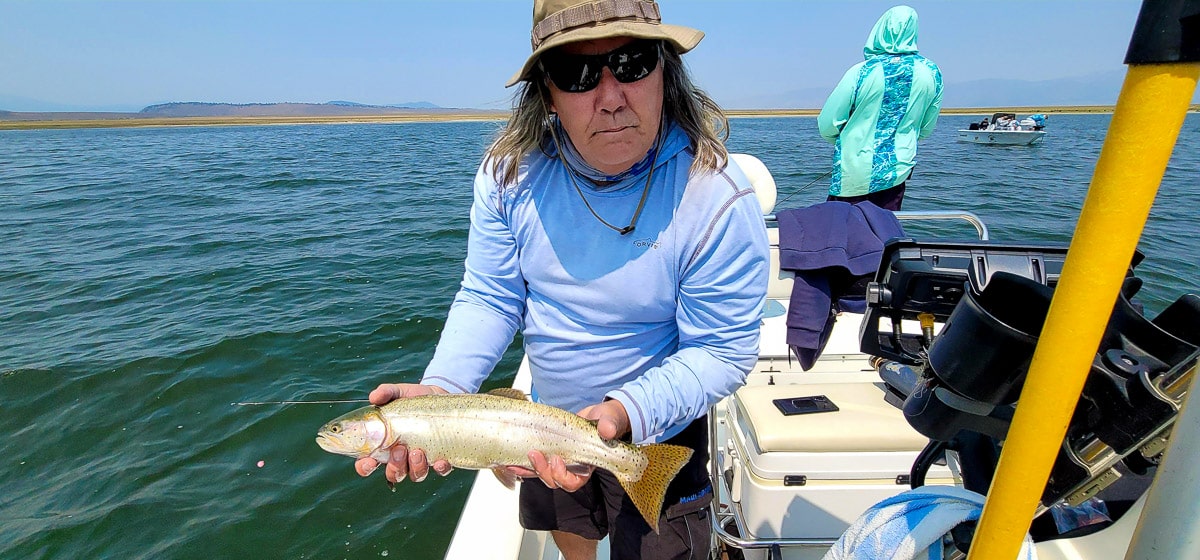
[486,388,530,401]
[490,467,520,490]
[565,463,594,477]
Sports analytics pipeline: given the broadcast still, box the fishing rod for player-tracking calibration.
[773,168,832,210]
[232,399,369,406]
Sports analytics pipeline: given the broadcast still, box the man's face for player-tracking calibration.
[546,37,664,176]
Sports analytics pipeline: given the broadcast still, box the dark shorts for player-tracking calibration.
[519,417,713,560]
[827,181,906,211]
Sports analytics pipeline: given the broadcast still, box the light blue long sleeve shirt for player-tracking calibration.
[818,5,943,197]
[422,122,769,444]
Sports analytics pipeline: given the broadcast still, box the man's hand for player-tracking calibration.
[578,399,631,441]
[353,383,452,485]
[504,399,631,492]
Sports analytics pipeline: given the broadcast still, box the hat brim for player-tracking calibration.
[506,22,703,87]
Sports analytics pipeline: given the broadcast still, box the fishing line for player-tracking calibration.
[232,400,369,406]
[773,169,832,210]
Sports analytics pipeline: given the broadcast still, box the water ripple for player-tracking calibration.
[0,115,1195,559]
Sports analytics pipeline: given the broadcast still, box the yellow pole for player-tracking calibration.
[966,62,1200,560]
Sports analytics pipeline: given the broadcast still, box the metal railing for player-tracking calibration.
[765,209,991,241]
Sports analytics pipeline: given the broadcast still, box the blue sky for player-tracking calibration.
[0,0,1171,112]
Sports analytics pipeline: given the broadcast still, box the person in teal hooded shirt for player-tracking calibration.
[817,5,943,210]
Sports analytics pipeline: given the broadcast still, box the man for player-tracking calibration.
[817,5,943,211]
[352,1,769,558]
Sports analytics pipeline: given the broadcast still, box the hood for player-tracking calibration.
[863,5,920,56]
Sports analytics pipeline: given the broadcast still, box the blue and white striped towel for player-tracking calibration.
[823,486,1037,560]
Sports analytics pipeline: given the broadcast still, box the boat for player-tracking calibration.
[445,169,1194,560]
[444,3,1198,558]
[958,112,1047,145]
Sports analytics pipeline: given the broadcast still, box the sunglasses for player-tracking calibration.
[539,40,662,93]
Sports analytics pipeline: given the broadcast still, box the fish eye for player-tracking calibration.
[330,425,340,433]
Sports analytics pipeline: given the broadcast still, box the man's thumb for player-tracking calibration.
[597,415,621,440]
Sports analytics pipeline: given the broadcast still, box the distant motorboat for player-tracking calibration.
[959,112,1047,145]
[959,129,1047,145]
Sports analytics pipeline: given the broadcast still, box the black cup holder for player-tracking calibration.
[927,271,1055,405]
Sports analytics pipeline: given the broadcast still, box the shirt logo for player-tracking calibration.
[634,238,660,249]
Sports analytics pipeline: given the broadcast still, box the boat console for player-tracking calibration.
[861,237,1199,541]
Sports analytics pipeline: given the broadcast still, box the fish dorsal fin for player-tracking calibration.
[486,388,530,401]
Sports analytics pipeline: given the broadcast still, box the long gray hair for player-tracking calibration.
[487,44,730,187]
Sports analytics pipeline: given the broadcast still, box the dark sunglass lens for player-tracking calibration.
[569,60,602,92]
[610,41,659,84]
[542,55,601,92]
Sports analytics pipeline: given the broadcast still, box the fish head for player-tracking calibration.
[315,406,389,458]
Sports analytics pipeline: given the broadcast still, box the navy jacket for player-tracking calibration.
[776,201,904,369]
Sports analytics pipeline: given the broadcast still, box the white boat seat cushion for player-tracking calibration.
[730,153,776,216]
[728,154,794,300]
[735,383,930,453]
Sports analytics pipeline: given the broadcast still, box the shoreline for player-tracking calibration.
[2,105,1195,131]
[0,112,512,131]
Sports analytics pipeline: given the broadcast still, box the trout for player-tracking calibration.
[315,388,693,532]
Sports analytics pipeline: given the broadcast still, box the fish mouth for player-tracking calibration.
[315,433,345,454]
[316,433,375,458]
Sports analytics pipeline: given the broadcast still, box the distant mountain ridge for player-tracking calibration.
[139,101,445,117]
[324,100,439,109]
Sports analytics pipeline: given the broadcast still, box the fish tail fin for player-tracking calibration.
[614,443,693,533]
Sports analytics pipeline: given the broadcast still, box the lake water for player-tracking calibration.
[2,114,1197,559]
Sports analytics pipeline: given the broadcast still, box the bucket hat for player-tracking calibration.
[506,0,704,87]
